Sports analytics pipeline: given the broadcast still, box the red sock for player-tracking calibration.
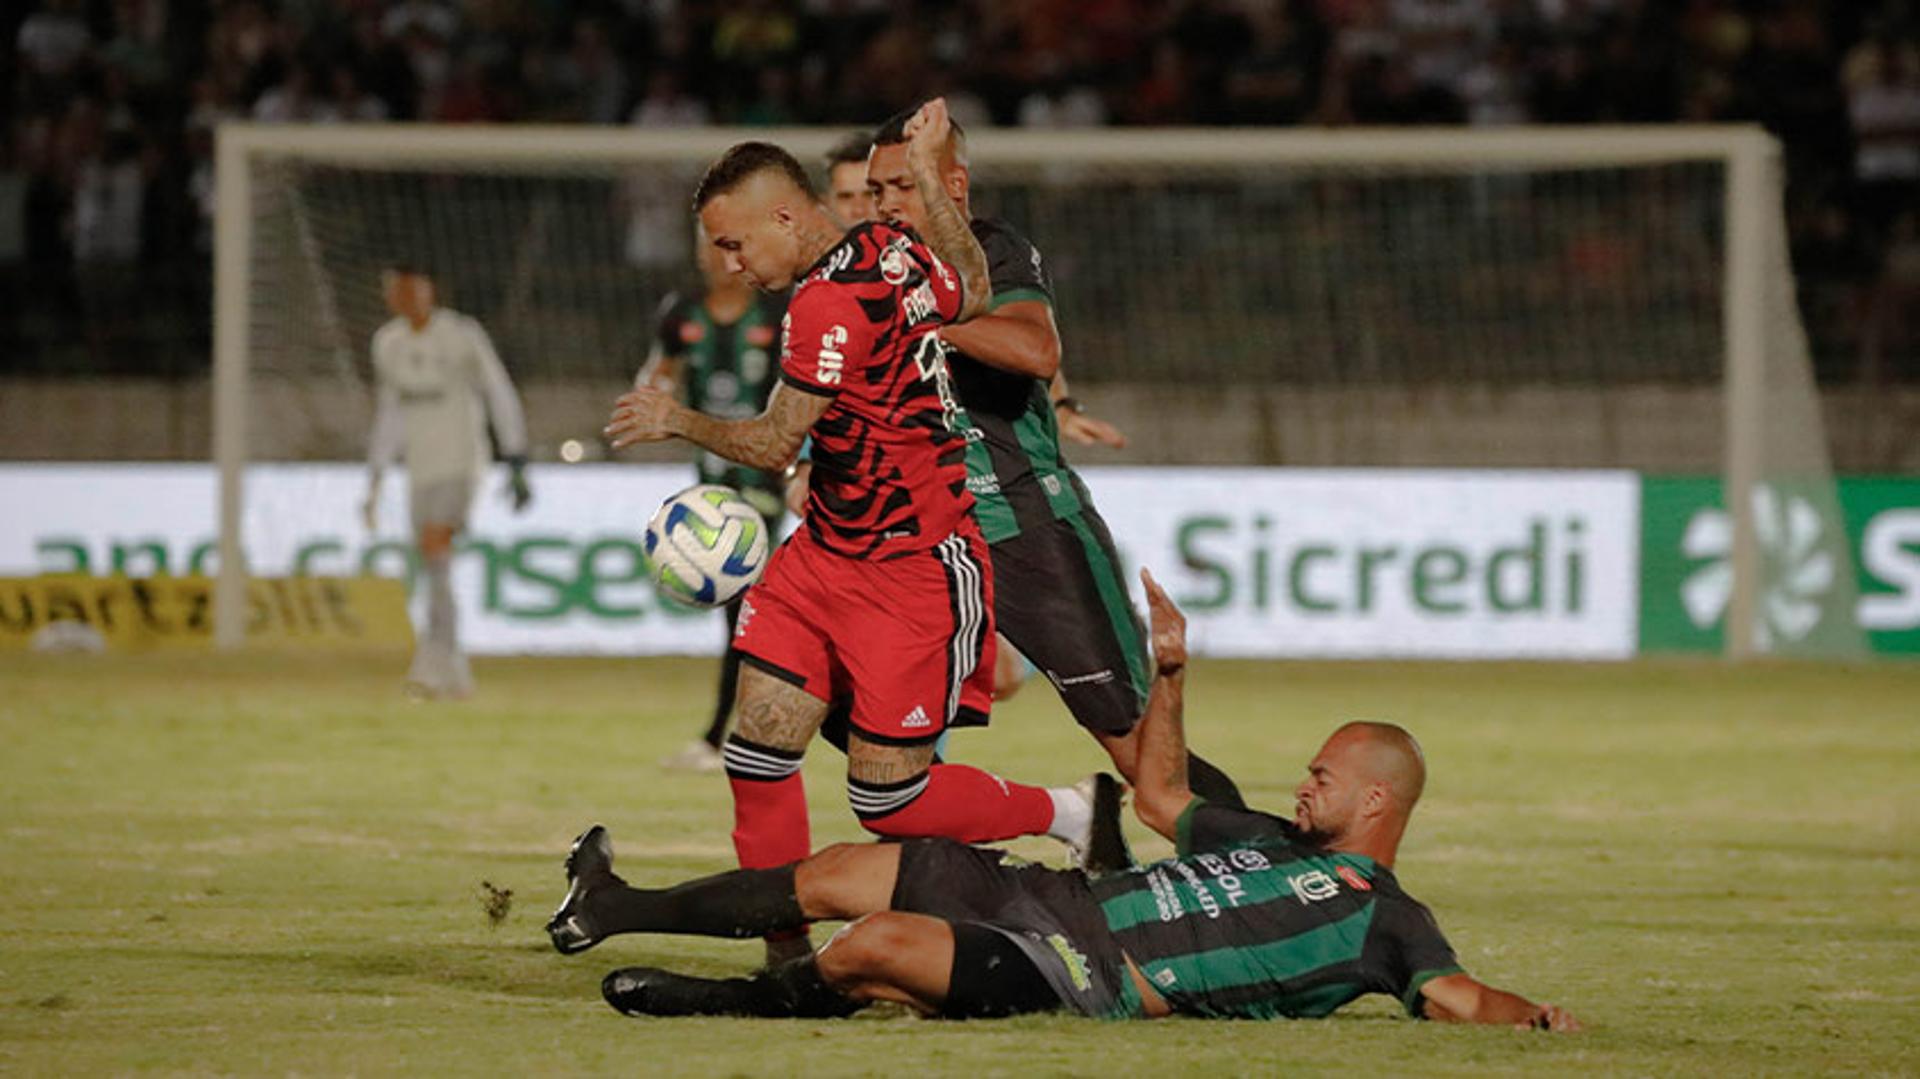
[729,770,811,868]
[856,763,1053,843]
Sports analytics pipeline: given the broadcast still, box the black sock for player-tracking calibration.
[653,958,862,1018]
[591,864,804,939]
[1187,752,1246,810]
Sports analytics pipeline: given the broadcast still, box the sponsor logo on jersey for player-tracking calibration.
[1046,934,1094,993]
[879,239,913,285]
[1152,967,1178,989]
[1288,869,1340,904]
[817,326,848,385]
[1045,667,1116,690]
[903,281,939,324]
[746,325,776,347]
[1336,865,1372,891]
[1228,849,1271,871]
[679,322,706,344]
[901,704,931,729]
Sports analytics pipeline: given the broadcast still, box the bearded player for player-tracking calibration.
[551,569,1581,1031]
[864,106,1244,814]
[589,101,1107,963]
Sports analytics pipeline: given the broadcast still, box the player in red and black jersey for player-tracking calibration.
[592,101,1103,965]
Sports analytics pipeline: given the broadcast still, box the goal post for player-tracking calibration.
[211,122,1861,659]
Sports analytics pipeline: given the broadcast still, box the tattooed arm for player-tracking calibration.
[902,98,991,323]
[605,381,830,472]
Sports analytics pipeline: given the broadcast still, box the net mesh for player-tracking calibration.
[236,132,1862,656]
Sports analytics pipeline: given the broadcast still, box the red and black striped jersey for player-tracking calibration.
[780,221,970,560]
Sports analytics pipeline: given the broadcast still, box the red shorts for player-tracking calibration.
[732,524,995,745]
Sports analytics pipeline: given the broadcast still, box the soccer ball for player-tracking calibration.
[644,484,771,607]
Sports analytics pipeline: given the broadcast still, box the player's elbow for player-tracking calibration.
[1133,787,1190,840]
[1030,331,1062,380]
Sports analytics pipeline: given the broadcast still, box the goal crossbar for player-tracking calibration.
[213,122,1782,656]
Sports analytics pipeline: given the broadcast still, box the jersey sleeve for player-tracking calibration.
[466,318,529,460]
[909,236,966,323]
[980,222,1053,309]
[1174,797,1302,856]
[778,285,873,397]
[637,293,687,391]
[1376,898,1466,1018]
[366,332,403,472]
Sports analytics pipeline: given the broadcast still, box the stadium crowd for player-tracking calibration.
[3,0,1917,379]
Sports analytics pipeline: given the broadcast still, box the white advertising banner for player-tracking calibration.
[0,464,1638,658]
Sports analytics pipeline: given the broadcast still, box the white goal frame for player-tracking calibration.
[213,122,1782,656]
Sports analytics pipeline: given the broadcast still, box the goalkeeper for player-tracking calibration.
[363,263,532,699]
[638,230,799,772]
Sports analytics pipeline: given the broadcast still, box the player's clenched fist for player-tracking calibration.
[605,387,680,448]
[1140,568,1187,676]
[902,97,950,169]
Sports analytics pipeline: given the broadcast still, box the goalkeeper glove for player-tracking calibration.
[505,456,532,513]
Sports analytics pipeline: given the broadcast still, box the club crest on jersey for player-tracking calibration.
[1288,870,1340,904]
[879,238,914,285]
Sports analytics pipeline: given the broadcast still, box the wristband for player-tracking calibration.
[1054,396,1084,415]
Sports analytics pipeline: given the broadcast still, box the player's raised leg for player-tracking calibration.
[547,832,899,953]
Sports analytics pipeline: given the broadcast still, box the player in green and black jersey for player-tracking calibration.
[639,232,794,772]
[862,106,1245,816]
[547,569,1580,1031]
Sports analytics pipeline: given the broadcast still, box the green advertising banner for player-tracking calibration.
[1640,477,1920,656]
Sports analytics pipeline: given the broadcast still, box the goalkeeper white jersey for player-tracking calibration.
[367,309,528,486]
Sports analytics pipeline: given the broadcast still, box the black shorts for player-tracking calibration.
[891,838,1138,1019]
[991,508,1152,736]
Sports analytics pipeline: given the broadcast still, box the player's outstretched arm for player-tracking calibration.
[605,382,829,472]
[903,98,992,322]
[1419,973,1581,1032]
[1132,568,1196,840]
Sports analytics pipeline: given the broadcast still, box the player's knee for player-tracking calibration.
[847,771,931,837]
[816,913,916,987]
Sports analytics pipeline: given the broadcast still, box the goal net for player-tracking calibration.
[215,124,1861,658]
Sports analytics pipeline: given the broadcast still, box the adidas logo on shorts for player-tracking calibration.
[901,705,932,729]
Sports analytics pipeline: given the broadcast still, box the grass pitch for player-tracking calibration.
[1,652,1915,1076]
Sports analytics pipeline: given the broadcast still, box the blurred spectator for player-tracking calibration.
[0,0,1914,383]
[1845,34,1920,250]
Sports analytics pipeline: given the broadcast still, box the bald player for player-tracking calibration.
[554,569,1581,1030]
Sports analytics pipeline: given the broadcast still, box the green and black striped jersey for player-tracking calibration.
[946,218,1084,544]
[1090,798,1464,1020]
[652,289,787,519]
